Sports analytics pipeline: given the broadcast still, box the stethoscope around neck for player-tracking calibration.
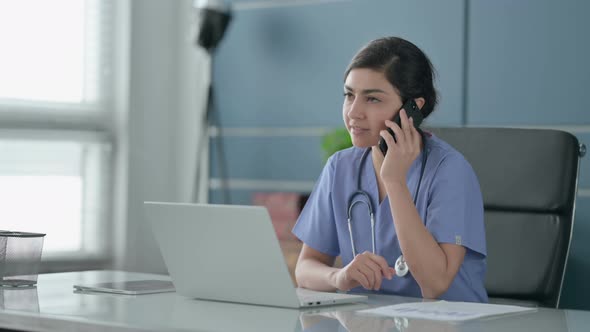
[346,131,428,277]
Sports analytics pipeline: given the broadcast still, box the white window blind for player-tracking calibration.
[0,0,112,108]
[0,132,110,255]
[0,0,117,263]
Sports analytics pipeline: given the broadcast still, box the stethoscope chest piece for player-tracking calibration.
[395,255,409,277]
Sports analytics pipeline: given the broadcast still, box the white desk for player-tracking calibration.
[0,270,588,332]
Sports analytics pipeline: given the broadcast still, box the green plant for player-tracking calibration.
[321,127,353,161]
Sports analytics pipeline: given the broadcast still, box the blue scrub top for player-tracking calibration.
[292,133,488,303]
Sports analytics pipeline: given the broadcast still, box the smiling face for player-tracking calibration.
[343,68,404,148]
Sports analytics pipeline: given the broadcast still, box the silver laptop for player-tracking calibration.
[145,202,368,308]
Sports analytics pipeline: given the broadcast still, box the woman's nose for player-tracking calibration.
[347,100,364,119]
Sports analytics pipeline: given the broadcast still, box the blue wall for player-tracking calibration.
[210,0,589,309]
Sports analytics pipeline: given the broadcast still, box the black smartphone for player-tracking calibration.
[378,99,424,156]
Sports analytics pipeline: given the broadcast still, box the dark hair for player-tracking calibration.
[344,37,438,118]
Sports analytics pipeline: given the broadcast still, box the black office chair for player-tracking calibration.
[429,127,585,308]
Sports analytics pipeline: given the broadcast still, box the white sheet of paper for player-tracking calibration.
[358,300,537,322]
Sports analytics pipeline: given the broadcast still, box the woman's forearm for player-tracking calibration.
[385,181,454,298]
[295,258,340,292]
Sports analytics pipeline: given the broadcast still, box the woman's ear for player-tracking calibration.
[415,97,426,110]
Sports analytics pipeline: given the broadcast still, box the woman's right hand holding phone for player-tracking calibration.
[332,252,395,291]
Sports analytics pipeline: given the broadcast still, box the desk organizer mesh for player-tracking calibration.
[0,231,45,287]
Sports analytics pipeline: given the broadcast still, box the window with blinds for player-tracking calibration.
[0,0,118,262]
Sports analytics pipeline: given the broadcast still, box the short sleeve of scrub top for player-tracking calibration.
[426,152,486,256]
[292,155,340,257]
[420,144,488,302]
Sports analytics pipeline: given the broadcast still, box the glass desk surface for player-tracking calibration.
[0,270,588,332]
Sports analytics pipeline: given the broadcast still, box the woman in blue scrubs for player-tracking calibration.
[292,37,488,302]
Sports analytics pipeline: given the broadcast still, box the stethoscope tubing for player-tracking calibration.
[347,130,428,277]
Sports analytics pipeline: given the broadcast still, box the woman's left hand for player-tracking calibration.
[379,109,422,184]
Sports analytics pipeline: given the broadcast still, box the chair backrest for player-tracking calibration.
[429,127,582,308]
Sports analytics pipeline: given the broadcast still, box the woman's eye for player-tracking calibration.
[367,96,380,103]
[343,92,354,100]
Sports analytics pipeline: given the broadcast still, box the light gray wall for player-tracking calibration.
[120,0,208,274]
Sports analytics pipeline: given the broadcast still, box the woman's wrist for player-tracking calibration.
[384,179,407,193]
[328,268,342,290]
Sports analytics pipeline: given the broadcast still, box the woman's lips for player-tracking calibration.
[350,126,369,135]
